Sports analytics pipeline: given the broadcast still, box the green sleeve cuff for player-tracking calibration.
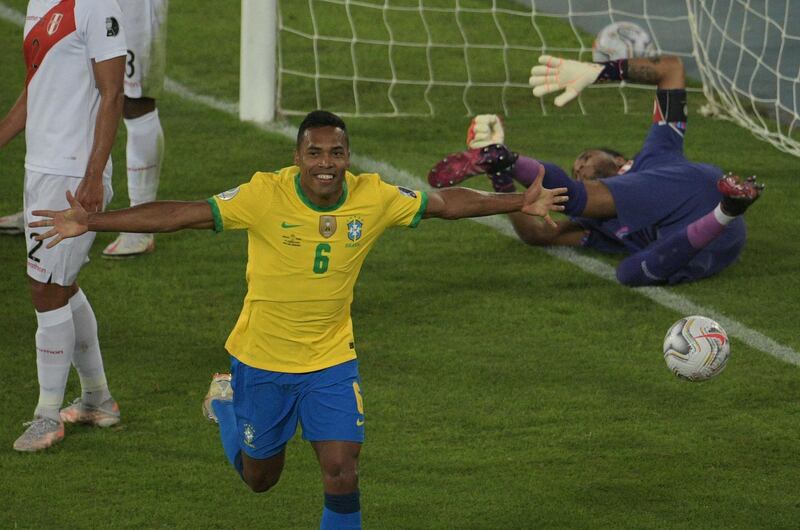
[409,191,428,228]
[206,198,224,233]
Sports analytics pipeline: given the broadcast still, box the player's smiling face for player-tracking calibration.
[295,126,350,207]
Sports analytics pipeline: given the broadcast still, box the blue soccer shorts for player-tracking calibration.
[230,357,366,459]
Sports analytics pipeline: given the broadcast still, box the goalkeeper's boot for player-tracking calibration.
[427,144,518,188]
[13,416,64,452]
[717,173,764,216]
[60,397,121,427]
[102,233,155,259]
[0,210,24,235]
[202,373,233,424]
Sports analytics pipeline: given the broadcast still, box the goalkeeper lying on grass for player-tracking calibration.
[429,55,764,286]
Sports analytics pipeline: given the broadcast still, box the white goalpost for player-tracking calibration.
[239,0,799,157]
[240,0,278,123]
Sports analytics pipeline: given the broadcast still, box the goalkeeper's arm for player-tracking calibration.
[624,55,684,89]
[529,54,684,106]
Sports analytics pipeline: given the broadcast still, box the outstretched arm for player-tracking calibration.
[626,55,684,89]
[507,213,587,247]
[423,166,568,225]
[30,191,214,248]
[529,54,684,106]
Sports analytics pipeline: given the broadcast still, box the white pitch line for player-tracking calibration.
[2,4,798,367]
[0,3,24,24]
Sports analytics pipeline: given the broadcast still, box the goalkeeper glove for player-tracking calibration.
[466,114,505,148]
[529,55,603,107]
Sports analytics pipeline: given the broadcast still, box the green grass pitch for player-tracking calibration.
[1,1,798,527]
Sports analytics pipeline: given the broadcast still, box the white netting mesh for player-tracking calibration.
[275,0,799,156]
[277,0,697,117]
[687,0,800,157]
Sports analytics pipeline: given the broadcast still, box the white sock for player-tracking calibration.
[34,305,75,421]
[713,203,736,225]
[69,289,111,406]
[124,109,164,238]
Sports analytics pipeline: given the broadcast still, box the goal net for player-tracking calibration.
[687,1,800,157]
[246,0,799,156]
[276,0,695,118]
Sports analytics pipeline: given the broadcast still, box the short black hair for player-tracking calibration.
[296,110,348,147]
[595,147,626,159]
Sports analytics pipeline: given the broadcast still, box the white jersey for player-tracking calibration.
[24,0,127,178]
[118,0,167,99]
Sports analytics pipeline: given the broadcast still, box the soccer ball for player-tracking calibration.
[663,316,730,381]
[592,22,656,62]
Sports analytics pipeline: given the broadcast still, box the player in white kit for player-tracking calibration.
[0,0,168,257]
[101,0,168,257]
[0,0,127,451]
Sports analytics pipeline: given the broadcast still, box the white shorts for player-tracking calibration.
[23,170,113,286]
[119,0,168,99]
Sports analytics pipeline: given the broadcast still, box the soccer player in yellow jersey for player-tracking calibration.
[31,110,567,529]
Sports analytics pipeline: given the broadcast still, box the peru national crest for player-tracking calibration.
[347,217,363,242]
[47,13,63,35]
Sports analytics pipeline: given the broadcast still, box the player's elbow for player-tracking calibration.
[100,83,124,112]
[517,232,549,247]
[513,224,552,247]
[659,55,685,88]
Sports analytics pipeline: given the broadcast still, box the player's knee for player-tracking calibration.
[615,266,642,286]
[123,96,156,119]
[322,466,359,492]
[244,471,281,493]
[615,263,660,287]
[27,279,77,311]
[615,266,636,286]
[315,442,361,492]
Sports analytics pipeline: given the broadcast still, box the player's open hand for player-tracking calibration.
[29,191,90,248]
[529,55,603,107]
[520,165,568,227]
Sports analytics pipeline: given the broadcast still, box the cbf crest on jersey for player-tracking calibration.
[347,216,364,242]
[319,215,337,238]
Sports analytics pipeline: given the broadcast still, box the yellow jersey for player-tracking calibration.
[208,166,427,373]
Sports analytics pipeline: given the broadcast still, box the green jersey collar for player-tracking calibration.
[294,173,348,212]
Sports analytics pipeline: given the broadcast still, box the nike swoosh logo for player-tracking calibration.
[281,222,301,229]
[356,419,365,426]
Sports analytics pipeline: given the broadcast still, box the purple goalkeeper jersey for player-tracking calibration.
[574,89,746,282]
